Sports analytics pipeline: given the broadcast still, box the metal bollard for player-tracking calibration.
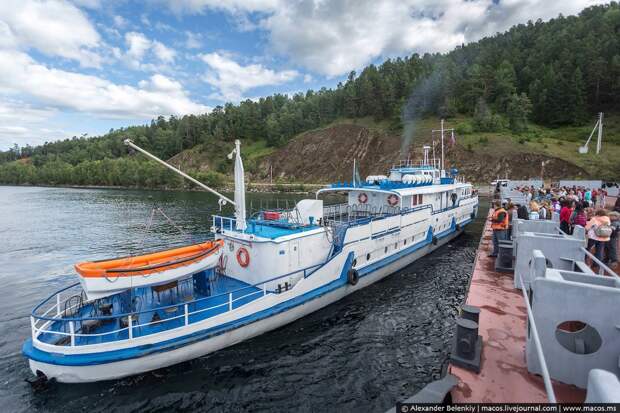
[495,240,514,272]
[461,304,480,324]
[450,305,483,373]
[456,319,478,359]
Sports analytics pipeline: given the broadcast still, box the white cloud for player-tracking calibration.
[113,15,128,28]
[0,0,103,67]
[165,0,607,77]
[0,99,63,147]
[153,41,176,63]
[70,0,101,9]
[0,50,208,119]
[125,31,151,61]
[185,31,203,49]
[165,0,279,15]
[200,52,298,101]
[140,14,151,26]
[124,31,176,70]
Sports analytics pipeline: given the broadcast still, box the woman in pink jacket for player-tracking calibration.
[585,209,612,265]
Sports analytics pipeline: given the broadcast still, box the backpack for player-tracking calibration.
[594,224,613,238]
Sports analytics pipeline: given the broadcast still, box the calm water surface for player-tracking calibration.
[0,185,488,412]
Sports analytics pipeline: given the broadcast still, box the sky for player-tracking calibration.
[0,0,607,149]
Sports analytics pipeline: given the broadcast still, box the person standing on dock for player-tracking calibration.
[489,200,509,257]
[585,209,612,266]
[559,200,574,234]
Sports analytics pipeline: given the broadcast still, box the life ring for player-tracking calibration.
[347,268,359,285]
[358,193,368,204]
[236,247,250,268]
[387,194,399,206]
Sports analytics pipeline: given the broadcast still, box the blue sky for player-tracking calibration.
[0,0,605,149]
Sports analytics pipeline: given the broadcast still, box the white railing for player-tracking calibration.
[212,215,236,231]
[31,263,322,348]
[580,247,620,278]
[518,272,557,403]
[31,285,269,347]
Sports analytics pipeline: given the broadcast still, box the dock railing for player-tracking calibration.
[518,271,557,403]
[580,247,620,278]
[31,262,323,348]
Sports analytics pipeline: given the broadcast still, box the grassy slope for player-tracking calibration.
[166,114,620,183]
[451,114,620,180]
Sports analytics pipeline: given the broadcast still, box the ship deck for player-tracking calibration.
[448,210,586,403]
[38,273,261,346]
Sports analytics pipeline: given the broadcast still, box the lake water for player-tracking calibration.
[0,185,488,412]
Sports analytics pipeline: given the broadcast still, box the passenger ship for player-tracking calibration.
[23,129,479,383]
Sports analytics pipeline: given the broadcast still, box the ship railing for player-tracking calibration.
[212,215,236,231]
[31,263,323,348]
[518,271,557,403]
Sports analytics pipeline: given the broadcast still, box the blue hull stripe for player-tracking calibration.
[23,219,471,367]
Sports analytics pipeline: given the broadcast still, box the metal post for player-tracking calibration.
[228,293,233,311]
[69,321,75,347]
[263,283,267,295]
[596,112,603,154]
[56,294,61,316]
[30,316,36,340]
[440,118,445,172]
[128,316,133,339]
[184,304,189,326]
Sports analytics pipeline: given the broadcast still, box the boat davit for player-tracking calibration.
[75,240,223,300]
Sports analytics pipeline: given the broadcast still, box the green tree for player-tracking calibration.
[506,93,532,133]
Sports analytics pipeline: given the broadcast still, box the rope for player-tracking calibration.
[155,207,188,238]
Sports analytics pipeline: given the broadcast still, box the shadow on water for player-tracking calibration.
[0,186,488,413]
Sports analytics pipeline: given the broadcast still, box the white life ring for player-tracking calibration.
[387,194,399,206]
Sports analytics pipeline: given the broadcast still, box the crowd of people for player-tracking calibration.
[491,183,620,271]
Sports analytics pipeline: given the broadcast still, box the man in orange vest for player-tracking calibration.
[489,200,509,257]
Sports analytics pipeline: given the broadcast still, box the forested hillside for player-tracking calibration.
[1,3,619,187]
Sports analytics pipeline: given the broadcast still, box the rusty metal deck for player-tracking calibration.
[449,211,585,403]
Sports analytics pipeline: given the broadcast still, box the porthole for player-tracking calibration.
[366,253,371,261]
[555,321,602,355]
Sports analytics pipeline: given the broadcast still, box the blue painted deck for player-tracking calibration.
[244,219,319,239]
[38,273,261,346]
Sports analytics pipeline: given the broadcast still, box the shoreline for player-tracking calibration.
[0,182,326,195]
[0,181,493,194]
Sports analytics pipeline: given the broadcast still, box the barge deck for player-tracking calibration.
[448,210,586,403]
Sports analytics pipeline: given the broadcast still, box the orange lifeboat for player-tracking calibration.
[75,240,223,299]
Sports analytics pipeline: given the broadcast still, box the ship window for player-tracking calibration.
[384,247,388,253]
[394,242,398,249]
[366,253,371,261]
[404,239,407,245]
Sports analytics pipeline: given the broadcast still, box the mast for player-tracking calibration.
[432,120,454,176]
[596,112,603,154]
[441,119,445,173]
[229,140,247,231]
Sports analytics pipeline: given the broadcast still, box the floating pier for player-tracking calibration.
[448,210,586,403]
